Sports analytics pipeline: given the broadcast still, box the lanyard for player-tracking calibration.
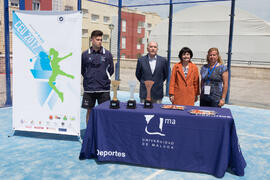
[207,62,217,83]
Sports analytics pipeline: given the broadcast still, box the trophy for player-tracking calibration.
[127,80,137,109]
[144,80,154,108]
[110,80,120,109]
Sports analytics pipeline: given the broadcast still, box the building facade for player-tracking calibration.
[0,0,162,59]
[25,0,52,11]
[120,10,145,59]
[81,0,117,52]
[144,11,162,54]
[0,0,53,55]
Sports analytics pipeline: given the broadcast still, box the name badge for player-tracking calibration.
[204,85,211,95]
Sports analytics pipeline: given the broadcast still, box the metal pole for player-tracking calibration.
[226,0,235,104]
[115,0,122,81]
[166,0,173,96]
[108,24,114,52]
[4,0,12,106]
[109,29,112,52]
[78,0,81,11]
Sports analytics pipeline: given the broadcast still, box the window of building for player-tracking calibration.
[122,20,126,32]
[9,21,12,30]
[147,30,152,37]
[82,29,88,37]
[82,9,88,17]
[137,53,142,58]
[121,54,126,59]
[10,0,19,7]
[103,16,110,24]
[137,21,144,34]
[103,34,109,42]
[64,6,73,11]
[137,43,141,50]
[121,37,126,49]
[33,0,40,10]
[91,14,99,22]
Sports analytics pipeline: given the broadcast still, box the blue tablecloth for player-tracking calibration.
[79,101,246,178]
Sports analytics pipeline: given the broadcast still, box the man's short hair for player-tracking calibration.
[147,41,158,48]
[91,30,103,38]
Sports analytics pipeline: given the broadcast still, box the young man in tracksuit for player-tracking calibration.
[81,30,114,125]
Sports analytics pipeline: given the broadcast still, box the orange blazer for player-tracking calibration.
[169,62,200,106]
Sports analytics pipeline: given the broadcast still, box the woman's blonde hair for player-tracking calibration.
[207,47,223,64]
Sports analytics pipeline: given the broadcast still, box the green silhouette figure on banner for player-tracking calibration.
[48,48,74,102]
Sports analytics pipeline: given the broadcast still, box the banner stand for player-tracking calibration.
[8,129,82,143]
[7,129,15,138]
[78,136,82,144]
[12,11,82,137]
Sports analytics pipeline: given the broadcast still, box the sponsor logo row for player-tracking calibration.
[24,125,67,132]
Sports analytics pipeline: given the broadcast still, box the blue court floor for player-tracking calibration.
[0,91,270,180]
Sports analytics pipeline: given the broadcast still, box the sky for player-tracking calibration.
[108,0,270,22]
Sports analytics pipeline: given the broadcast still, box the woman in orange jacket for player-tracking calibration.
[169,47,200,106]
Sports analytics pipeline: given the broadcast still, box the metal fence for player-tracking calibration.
[1,0,270,108]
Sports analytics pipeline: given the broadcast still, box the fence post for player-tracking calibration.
[115,0,122,81]
[77,0,81,11]
[226,0,235,104]
[166,0,173,96]
[4,0,12,106]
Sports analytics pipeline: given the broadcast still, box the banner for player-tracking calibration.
[12,11,82,136]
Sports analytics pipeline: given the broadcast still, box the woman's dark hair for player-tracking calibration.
[178,47,193,61]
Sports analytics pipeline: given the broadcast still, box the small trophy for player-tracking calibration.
[127,80,136,109]
[110,80,120,109]
[144,80,154,108]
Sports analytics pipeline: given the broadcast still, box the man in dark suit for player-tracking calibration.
[135,41,168,104]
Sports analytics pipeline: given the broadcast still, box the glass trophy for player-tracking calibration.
[110,80,120,109]
[127,80,136,109]
[144,80,154,108]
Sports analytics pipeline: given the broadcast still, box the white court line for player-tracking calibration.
[144,169,165,180]
[238,132,270,140]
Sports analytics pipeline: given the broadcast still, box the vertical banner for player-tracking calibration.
[12,11,82,136]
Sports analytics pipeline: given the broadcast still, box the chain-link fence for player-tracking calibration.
[1,0,270,108]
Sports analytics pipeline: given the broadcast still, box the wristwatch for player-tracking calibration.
[221,98,225,101]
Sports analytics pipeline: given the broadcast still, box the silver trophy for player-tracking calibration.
[127,80,136,109]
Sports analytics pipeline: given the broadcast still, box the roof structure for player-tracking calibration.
[150,4,270,62]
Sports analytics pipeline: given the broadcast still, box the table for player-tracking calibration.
[79,101,246,178]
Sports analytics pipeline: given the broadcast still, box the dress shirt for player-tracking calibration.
[148,55,157,74]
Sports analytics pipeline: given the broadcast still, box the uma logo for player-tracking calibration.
[145,115,165,136]
[144,115,176,136]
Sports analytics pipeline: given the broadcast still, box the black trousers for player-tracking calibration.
[200,96,220,108]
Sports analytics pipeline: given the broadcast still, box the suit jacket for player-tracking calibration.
[135,55,168,100]
[169,62,200,106]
